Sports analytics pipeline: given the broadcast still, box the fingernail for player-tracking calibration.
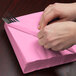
[38,22,44,30]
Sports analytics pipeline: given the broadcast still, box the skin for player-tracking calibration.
[37,3,76,51]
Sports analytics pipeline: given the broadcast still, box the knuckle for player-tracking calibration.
[53,6,57,12]
[47,4,52,8]
[51,42,57,47]
[43,27,48,33]
[52,47,57,51]
[43,12,48,19]
[38,39,44,46]
[52,3,60,15]
[37,32,42,38]
[46,35,50,42]
[50,40,59,47]
[44,4,53,18]
[52,46,62,51]
[45,35,53,42]
[46,36,52,42]
[53,3,59,6]
[43,12,50,20]
[44,45,48,49]
[43,13,47,18]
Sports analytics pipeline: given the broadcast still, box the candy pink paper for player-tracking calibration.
[4,12,76,74]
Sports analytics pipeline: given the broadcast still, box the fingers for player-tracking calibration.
[44,39,60,50]
[37,29,44,39]
[44,42,63,51]
[44,42,55,49]
[38,21,76,51]
[38,14,45,30]
[44,40,73,51]
[38,5,53,30]
[38,36,48,46]
[37,27,49,45]
[38,4,59,30]
[51,43,64,51]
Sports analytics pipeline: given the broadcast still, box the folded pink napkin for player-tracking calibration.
[4,12,76,74]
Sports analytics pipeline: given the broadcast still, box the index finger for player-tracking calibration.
[37,29,44,39]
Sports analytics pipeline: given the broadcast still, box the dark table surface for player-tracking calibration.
[0,0,76,76]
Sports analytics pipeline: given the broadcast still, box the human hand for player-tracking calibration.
[37,21,76,51]
[38,3,76,29]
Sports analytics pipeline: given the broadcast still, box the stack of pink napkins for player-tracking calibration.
[4,12,76,74]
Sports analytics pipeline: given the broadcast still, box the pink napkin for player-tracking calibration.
[4,12,76,74]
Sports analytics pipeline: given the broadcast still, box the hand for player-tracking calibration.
[37,21,76,51]
[38,3,76,29]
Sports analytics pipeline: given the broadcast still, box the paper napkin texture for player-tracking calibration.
[4,12,76,74]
